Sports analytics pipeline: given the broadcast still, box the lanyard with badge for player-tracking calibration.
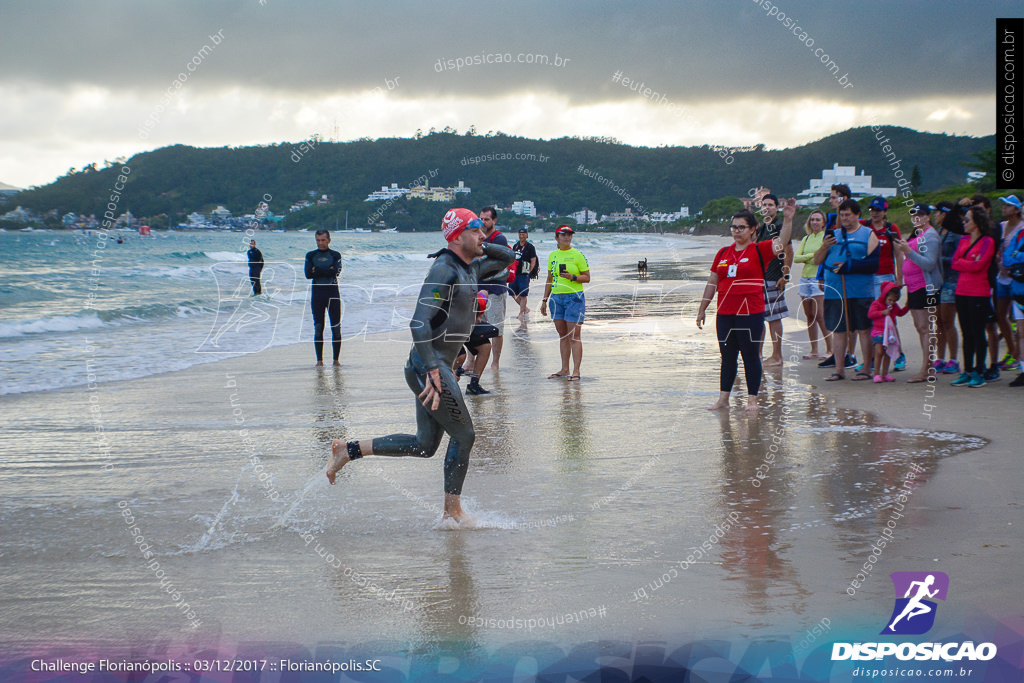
[726,245,750,278]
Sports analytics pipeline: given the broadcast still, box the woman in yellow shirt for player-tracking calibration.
[540,226,591,380]
[792,210,832,360]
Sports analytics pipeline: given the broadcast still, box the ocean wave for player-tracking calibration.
[342,252,425,263]
[0,302,212,338]
[0,312,108,338]
[203,251,248,262]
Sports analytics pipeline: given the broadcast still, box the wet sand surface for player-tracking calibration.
[0,243,1019,671]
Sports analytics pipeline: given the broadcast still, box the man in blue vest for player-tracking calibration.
[813,199,880,380]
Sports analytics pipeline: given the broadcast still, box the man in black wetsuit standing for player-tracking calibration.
[325,208,514,523]
[247,240,264,295]
[305,230,342,367]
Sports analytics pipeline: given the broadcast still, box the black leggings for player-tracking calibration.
[369,352,475,495]
[311,286,341,362]
[955,295,991,373]
[717,313,765,395]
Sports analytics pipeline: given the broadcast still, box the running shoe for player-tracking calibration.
[844,354,858,369]
[817,355,836,368]
[950,372,971,387]
[968,372,987,388]
[455,366,465,378]
[983,366,1001,382]
[466,381,490,395]
[894,353,907,371]
[932,359,946,371]
[1009,373,1024,387]
[942,360,961,374]
[998,354,1019,371]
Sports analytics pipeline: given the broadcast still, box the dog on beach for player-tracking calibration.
[637,258,648,278]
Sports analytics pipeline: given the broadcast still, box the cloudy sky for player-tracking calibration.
[0,0,1003,188]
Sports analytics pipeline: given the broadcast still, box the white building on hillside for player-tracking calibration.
[570,208,598,225]
[365,183,408,201]
[797,163,897,207]
[649,206,690,222]
[511,200,536,217]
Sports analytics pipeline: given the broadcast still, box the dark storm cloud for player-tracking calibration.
[0,0,997,103]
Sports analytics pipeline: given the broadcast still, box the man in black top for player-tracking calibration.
[479,206,510,370]
[511,227,538,320]
[304,230,342,367]
[326,208,514,523]
[756,194,793,366]
[247,240,264,295]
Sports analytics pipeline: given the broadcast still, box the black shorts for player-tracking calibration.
[907,288,938,310]
[824,297,872,333]
[464,323,499,354]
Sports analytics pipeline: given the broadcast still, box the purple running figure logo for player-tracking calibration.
[881,571,949,635]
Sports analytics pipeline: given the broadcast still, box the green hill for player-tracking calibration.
[12,127,993,229]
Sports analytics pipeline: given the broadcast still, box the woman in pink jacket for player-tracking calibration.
[951,207,996,388]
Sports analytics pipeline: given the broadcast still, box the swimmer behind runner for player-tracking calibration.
[325,209,514,522]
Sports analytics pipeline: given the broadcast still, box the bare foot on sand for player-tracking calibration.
[326,439,350,484]
[707,398,730,411]
[745,396,760,412]
[315,361,324,367]
[763,357,784,367]
[333,360,341,367]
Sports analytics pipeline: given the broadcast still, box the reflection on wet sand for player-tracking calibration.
[312,367,346,448]
[717,408,810,619]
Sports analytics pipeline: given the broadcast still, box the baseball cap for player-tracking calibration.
[999,194,1022,210]
[868,197,888,211]
[518,228,528,234]
[441,208,482,242]
[909,202,932,215]
[555,225,574,235]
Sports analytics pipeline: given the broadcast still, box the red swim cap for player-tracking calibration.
[441,208,482,242]
[476,291,488,311]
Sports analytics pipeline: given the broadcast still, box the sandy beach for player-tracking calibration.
[1,240,1021,680]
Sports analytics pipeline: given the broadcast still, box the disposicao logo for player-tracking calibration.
[882,571,948,635]
[831,571,997,662]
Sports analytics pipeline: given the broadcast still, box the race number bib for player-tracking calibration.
[727,264,738,278]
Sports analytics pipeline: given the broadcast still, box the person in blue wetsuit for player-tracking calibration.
[325,208,514,523]
[305,230,342,367]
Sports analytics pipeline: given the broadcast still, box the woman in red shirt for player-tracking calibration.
[697,199,795,411]
[951,207,996,388]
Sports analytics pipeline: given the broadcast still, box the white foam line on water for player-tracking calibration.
[270,473,324,531]
[191,467,245,552]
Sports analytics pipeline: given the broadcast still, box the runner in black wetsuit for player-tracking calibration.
[326,208,514,522]
[305,230,342,367]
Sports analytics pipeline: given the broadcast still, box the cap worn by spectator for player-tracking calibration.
[999,195,1022,210]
